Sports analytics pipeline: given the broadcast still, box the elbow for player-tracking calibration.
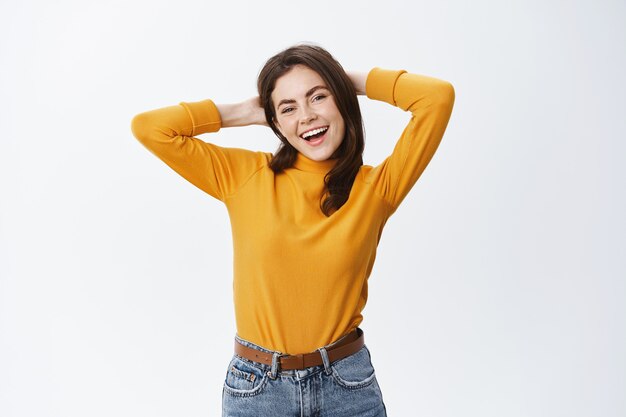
[436,81,455,108]
[130,112,152,144]
[430,82,455,118]
[445,82,455,105]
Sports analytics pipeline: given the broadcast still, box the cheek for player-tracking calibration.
[336,118,347,138]
[277,121,298,144]
[273,120,287,138]
[329,108,345,131]
[276,117,294,135]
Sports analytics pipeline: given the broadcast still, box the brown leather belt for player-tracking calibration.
[234,328,364,371]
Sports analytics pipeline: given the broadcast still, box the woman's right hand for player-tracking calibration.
[216,97,269,128]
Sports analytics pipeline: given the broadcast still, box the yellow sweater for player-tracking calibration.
[131,68,455,355]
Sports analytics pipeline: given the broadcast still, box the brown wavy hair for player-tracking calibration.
[257,44,364,217]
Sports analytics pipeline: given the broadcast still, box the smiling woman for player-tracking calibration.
[257,45,366,217]
[130,43,455,416]
[272,65,345,161]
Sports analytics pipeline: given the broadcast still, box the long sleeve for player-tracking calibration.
[130,99,266,201]
[364,67,455,214]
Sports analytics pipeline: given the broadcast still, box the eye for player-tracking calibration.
[281,107,294,114]
[312,94,327,102]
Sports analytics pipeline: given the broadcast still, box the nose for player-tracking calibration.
[299,107,317,124]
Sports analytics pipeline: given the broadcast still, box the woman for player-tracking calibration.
[131,43,455,416]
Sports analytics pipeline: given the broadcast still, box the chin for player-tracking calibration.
[311,153,328,161]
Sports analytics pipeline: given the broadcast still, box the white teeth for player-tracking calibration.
[301,126,328,139]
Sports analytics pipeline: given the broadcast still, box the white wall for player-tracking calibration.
[1,0,624,416]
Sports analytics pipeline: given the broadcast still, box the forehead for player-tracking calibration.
[272,65,327,101]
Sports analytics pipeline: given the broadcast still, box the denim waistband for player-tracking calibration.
[233,328,362,377]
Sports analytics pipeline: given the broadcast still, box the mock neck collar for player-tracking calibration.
[292,152,339,174]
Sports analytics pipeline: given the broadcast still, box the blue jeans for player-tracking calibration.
[222,329,388,416]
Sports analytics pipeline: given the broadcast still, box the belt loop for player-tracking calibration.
[317,347,332,375]
[267,351,282,380]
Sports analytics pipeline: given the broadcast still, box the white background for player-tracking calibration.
[1,0,624,416]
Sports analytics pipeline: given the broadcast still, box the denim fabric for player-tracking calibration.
[222,329,388,416]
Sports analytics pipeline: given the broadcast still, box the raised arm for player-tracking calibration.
[130,98,267,201]
[215,96,268,128]
[362,67,455,214]
[346,71,368,96]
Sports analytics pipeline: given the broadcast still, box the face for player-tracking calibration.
[272,65,346,162]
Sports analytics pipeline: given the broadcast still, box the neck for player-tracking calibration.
[293,152,339,174]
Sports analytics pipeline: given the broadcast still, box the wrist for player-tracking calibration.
[346,71,367,95]
[216,102,252,128]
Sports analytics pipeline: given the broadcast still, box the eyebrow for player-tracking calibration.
[276,85,329,109]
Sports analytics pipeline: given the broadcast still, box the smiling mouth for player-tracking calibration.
[300,126,329,141]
